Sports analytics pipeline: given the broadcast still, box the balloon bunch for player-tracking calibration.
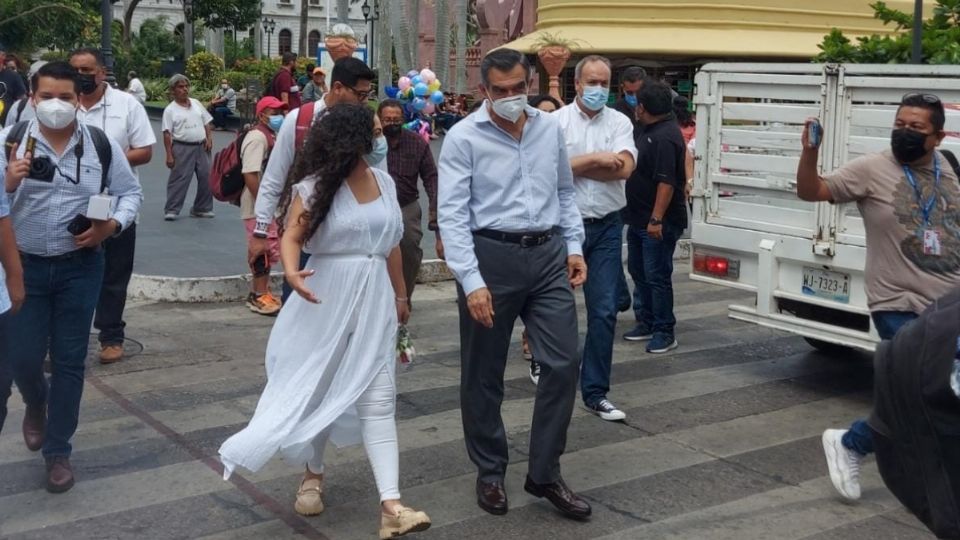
[384,68,445,114]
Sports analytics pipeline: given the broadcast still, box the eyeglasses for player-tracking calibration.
[902,92,942,105]
[347,86,372,100]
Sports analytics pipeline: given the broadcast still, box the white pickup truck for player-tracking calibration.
[688,63,960,352]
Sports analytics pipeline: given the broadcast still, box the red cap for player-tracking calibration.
[256,96,288,117]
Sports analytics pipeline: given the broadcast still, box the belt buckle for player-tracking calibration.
[520,235,536,248]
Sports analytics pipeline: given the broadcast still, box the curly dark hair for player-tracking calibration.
[277,103,375,241]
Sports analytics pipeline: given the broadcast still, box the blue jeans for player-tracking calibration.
[281,251,311,304]
[212,106,233,128]
[626,223,681,337]
[580,213,624,406]
[842,310,919,455]
[7,249,104,457]
[0,311,11,435]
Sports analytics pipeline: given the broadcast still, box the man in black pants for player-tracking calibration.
[70,48,155,364]
[438,48,591,521]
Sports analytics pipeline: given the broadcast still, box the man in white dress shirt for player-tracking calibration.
[250,57,378,302]
[70,48,155,365]
[555,55,636,423]
[438,48,591,521]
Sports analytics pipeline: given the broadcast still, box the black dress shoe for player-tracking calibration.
[524,475,591,520]
[476,478,508,515]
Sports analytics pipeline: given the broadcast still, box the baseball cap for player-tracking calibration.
[256,96,287,117]
[313,67,326,75]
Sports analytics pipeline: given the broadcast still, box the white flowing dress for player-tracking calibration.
[219,168,404,478]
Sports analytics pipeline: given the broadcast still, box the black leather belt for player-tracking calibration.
[173,140,205,146]
[20,248,99,262]
[474,229,554,247]
[583,211,621,225]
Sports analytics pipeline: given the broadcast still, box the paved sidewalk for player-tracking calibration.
[134,120,441,278]
[0,270,935,539]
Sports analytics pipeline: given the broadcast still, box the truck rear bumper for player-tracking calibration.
[727,304,878,352]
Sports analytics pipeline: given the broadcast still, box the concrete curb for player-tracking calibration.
[128,239,692,303]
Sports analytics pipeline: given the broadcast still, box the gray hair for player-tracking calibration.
[574,55,612,82]
[168,73,190,89]
[480,48,532,87]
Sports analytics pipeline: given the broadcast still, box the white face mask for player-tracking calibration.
[489,94,527,123]
[35,98,77,130]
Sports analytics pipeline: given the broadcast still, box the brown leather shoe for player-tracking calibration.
[476,478,508,515]
[46,456,75,493]
[99,344,124,365]
[22,404,46,452]
[524,475,591,520]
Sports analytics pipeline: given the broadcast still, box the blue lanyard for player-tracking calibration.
[902,155,941,227]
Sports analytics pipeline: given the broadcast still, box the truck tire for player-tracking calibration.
[803,337,853,356]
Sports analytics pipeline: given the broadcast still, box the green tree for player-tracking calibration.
[0,0,98,52]
[815,0,960,64]
[189,0,260,31]
[130,17,183,78]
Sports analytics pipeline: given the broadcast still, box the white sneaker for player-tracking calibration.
[822,429,863,500]
[164,213,177,221]
[585,399,627,422]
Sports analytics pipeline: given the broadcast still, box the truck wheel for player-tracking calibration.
[803,337,853,356]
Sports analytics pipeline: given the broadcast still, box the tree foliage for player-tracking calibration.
[815,0,960,64]
[0,0,98,52]
[188,0,260,31]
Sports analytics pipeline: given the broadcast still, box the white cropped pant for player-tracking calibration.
[307,364,400,501]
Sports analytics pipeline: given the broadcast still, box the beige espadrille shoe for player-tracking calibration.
[378,505,431,539]
[294,477,324,516]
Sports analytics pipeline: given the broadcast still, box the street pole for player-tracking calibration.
[183,0,194,58]
[101,0,116,86]
[912,0,923,64]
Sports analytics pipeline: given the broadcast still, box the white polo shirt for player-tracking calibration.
[162,98,211,143]
[77,85,156,177]
[555,102,637,219]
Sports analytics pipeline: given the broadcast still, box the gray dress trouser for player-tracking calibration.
[457,233,580,485]
[165,141,213,215]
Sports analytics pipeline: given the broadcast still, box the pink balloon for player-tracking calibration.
[398,77,411,91]
[420,68,436,84]
[424,102,436,114]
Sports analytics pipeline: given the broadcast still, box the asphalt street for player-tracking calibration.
[0,270,936,539]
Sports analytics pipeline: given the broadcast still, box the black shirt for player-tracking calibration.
[625,117,688,230]
[0,70,26,125]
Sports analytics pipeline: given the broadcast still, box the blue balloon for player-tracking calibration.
[412,97,427,111]
[385,86,399,98]
[407,70,419,78]
[411,75,423,86]
[414,83,429,97]
[430,90,444,104]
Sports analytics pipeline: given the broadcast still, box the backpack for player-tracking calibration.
[4,121,112,191]
[209,123,275,204]
[942,149,960,182]
[294,101,316,151]
[868,288,960,540]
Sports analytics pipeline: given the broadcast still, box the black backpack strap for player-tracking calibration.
[14,98,27,123]
[940,149,960,181]
[84,125,113,192]
[4,120,29,163]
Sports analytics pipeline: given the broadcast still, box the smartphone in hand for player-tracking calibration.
[807,119,823,148]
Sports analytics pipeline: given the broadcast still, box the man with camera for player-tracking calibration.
[70,47,155,365]
[0,61,142,493]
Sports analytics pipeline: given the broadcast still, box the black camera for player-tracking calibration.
[28,155,56,182]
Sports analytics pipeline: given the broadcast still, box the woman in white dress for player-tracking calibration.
[219,103,431,538]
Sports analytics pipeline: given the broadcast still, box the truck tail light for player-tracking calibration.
[693,251,740,279]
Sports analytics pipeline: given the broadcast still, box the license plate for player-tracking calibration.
[802,267,851,303]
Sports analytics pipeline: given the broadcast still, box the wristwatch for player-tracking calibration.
[649,217,663,226]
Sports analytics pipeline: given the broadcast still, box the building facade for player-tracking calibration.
[112,0,369,60]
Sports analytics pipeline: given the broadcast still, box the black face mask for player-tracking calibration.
[77,74,99,95]
[891,128,930,164]
[383,124,402,137]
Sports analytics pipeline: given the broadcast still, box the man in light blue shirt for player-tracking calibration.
[0,181,24,438]
[0,62,142,493]
[438,48,590,521]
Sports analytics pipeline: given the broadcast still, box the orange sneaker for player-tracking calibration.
[99,344,124,365]
[246,292,281,316]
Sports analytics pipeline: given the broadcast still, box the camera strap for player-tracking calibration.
[4,121,112,192]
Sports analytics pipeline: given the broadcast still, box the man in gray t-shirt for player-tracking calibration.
[209,78,237,130]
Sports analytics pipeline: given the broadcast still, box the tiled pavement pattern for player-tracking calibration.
[0,267,936,539]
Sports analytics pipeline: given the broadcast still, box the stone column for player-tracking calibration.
[537,45,571,102]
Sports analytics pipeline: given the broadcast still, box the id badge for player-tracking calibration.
[923,229,942,256]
